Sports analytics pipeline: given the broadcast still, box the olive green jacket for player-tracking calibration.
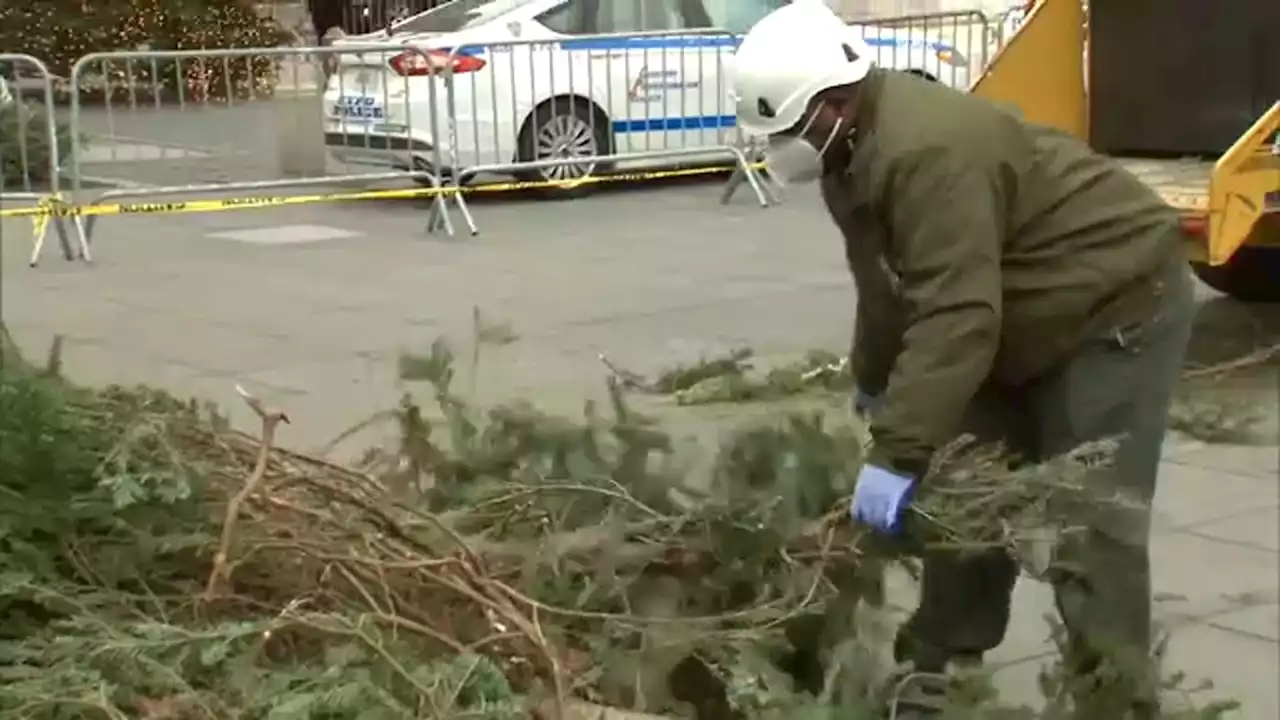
[819,68,1183,475]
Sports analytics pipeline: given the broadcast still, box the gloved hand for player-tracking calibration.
[850,464,915,534]
[852,387,882,418]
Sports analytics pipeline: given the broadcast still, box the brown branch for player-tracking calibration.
[203,385,290,603]
[1182,342,1280,380]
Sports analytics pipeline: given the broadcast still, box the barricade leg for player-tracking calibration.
[431,183,476,237]
[424,187,458,236]
[720,151,777,207]
[25,196,92,267]
[720,128,780,207]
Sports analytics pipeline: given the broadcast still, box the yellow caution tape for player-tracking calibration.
[0,196,64,220]
[0,163,765,220]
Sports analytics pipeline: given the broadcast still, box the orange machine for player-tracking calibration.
[974,0,1279,302]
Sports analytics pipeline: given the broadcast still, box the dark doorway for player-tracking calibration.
[1089,0,1279,156]
[307,0,449,39]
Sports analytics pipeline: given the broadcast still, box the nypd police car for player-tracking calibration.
[323,0,973,186]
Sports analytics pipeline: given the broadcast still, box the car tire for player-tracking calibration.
[1190,245,1280,303]
[515,97,611,199]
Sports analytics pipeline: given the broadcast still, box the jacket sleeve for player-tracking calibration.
[866,146,1005,476]
[850,278,904,397]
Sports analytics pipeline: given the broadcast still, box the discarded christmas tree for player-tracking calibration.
[0,329,1246,719]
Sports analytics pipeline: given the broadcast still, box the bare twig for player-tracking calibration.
[1182,342,1280,380]
[597,352,650,391]
[203,385,290,603]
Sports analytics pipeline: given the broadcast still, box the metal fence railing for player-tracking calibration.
[0,55,61,200]
[987,6,1029,52]
[49,33,780,243]
[852,9,994,90]
[0,53,90,266]
[422,29,775,232]
[65,44,458,242]
[1,6,1013,268]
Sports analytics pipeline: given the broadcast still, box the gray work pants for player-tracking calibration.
[895,255,1196,716]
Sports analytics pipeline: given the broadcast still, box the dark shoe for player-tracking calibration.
[883,667,950,719]
[892,706,941,720]
[883,655,993,719]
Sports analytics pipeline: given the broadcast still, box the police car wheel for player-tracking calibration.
[515,97,611,197]
[1190,245,1280,304]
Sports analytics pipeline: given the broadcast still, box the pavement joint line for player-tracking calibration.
[1158,599,1280,632]
[81,133,226,156]
[1173,526,1280,554]
[73,174,158,190]
[1163,455,1280,480]
[1161,502,1280,532]
[1205,621,1280,645]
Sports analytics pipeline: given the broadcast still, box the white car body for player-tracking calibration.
[322,0,974,182]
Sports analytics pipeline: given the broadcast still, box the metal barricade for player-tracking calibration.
[423,30,774,235]
[988,7,1028,52]
[852,9,994,89]
[0,53,90,267]
[66,44,458,245]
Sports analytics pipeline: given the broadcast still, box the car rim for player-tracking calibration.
[534,113,598,181]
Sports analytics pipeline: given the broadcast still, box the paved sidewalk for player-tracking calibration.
[3,180,1276,716]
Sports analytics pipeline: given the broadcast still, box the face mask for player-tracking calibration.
[765,105,845,185]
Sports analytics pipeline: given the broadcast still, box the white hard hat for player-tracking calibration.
[730,0,875,137]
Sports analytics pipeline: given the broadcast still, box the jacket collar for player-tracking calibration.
[848,66,886,150]
[821,67,886,179]
[844,67,886,174]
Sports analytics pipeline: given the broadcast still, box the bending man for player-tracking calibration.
[730,3,1194,718]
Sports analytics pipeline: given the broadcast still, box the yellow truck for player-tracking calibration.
[973,0,1279,302]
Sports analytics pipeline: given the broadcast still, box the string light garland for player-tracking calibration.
[1,0,291,102]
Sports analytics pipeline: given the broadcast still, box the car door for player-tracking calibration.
[661,0,736,150]
[592,0,701,155]
[534,0,717,157]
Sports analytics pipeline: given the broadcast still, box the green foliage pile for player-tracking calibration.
[602,345,1275,445]
[0,100,71,189]
[0,331,1239,719]
[0,349,524,718]
[600,347,853,406]
[0,0,290,101]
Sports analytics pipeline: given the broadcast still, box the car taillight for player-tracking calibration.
[1179,214,1208,237]
[389,49,485,76]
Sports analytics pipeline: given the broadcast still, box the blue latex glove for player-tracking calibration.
[852,387,882,418]
[850,465,915,534]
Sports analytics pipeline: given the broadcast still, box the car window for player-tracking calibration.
[599,0,680,32]
[391,0,537,34]
[700,0,788,33]
[535,0,699,35]
[534,0,584,33]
